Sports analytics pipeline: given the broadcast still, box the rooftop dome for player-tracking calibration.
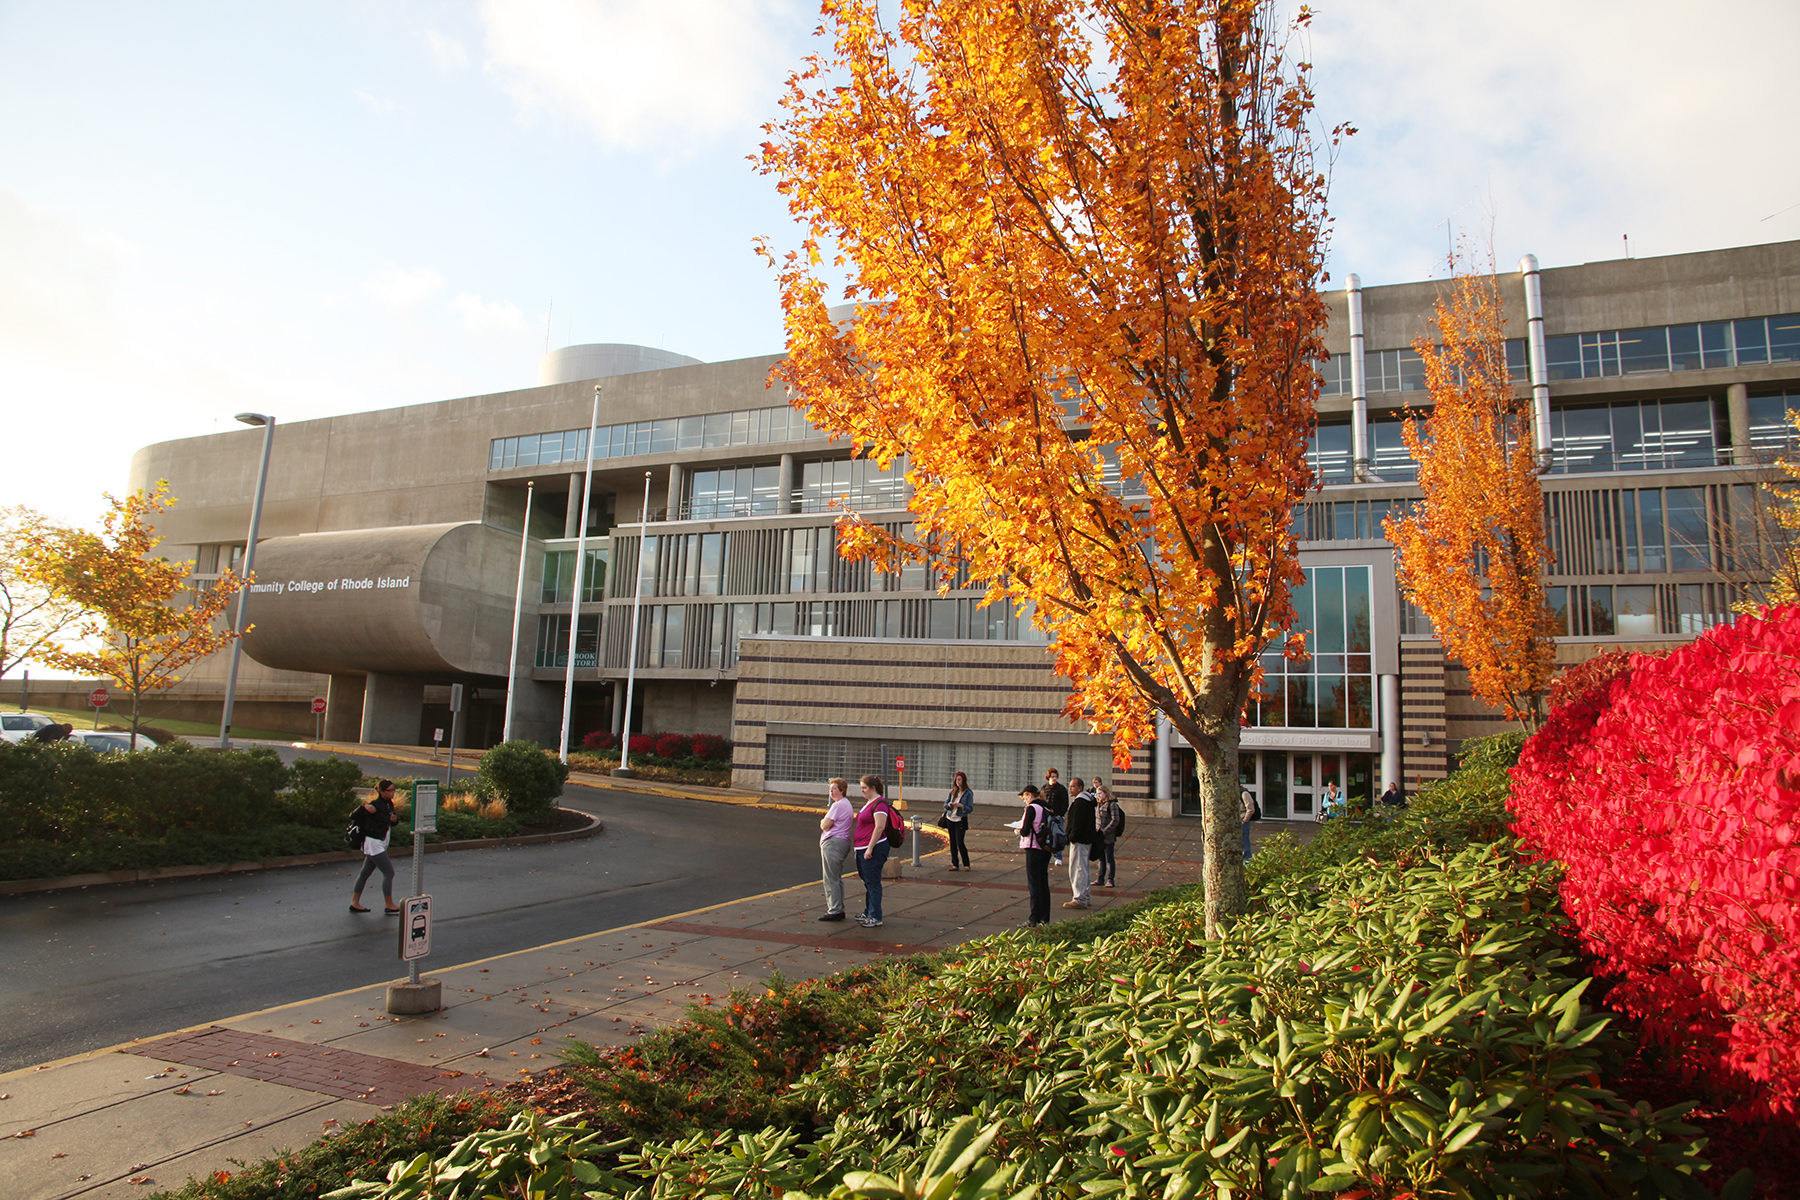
[537,343,703,386]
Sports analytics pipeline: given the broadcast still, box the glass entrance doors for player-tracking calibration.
[1172,748,1371,820]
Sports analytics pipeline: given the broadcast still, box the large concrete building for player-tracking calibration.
[125,242,1800,815]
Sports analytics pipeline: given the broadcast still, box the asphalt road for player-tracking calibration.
[0,748,824,1073]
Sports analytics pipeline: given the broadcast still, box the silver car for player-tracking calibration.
[66,729,162,753]
[0,712,59,745]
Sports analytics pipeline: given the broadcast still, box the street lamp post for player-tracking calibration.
[614,471,654,779]
[218,413,275,750]
[557,387,602,762]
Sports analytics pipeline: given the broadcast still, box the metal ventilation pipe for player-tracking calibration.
[1520,254,1553,467]
[1348,274,1370,481]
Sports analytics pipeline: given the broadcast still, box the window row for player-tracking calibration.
[1543,314,1800,381]
[1292,497,1414,543]
[540,549,607,604]
[1547,581,1744,638]
[1546,396,1721,473]
[1309,419,1420,484]
[765,734,1117,794]
[608,525,937,600]
[1748,392,1799,457]
[1544,483,1789,577]
[1318,342,1528,397]
[489,403,833,471]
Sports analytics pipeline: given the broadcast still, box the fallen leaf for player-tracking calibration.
[172,1086,191,1095]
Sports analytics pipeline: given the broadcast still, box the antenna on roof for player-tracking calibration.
[1623,234,1632,259]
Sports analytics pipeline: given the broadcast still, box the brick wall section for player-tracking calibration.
[731,637,1129,792]
[1400,641,1449,788]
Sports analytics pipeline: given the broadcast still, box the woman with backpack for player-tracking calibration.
[1093,781,1123,888]
[943,770,974,871]
[349,780,402,914]
[853,774,898,928]
[1015,784,1052,927]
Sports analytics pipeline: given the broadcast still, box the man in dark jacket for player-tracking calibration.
[1062,780,1097,908]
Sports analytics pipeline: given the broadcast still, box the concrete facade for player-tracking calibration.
[111,242,1800,817]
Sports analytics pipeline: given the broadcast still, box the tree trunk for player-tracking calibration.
[1198,721,1246,938]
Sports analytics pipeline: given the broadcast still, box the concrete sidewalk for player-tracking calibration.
[0,802,1305,1200]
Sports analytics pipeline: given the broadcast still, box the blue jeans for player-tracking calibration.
[1241,822,1254,862]
[856,841,890,920]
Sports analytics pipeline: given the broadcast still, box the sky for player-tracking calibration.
[2,0,1798,533]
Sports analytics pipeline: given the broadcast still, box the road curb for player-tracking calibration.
[0,808,604,897]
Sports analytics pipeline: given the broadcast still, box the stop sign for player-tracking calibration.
[895,755,905,772]
[89,687,109,708]
[310,696,327,715]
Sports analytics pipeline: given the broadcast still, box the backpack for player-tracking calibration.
[1035,804,1069,854]
[343,816,364,852]
[1113,807,1126,840]
[1246,793,1263,822]
[883,801,906,847]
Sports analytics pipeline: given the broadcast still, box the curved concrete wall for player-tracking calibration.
[238,522,532,679]
[536,343,703,386]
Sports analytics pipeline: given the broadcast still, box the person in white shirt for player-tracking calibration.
[817,777,855,922]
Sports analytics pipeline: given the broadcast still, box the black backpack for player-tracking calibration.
[1036,804,1069,853]
[1113,808,1126,839]
[343,818,363,851]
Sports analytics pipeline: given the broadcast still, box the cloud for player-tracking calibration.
[1300,0,1800,283]
[477,0,801,151]
[424,28,469,71]
[360,265,445,308]
[0,189,137,360]
[451,291,531,335]
[355,90,398,116]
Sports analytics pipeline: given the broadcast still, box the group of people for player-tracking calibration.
[815,766,1126,931]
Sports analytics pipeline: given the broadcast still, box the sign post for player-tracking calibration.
[310,696,326,742]
[432,728,444,761]
[897,754,922,865]
[89,687,109,730]
[446,684,464,786]
[387,779,440,1014]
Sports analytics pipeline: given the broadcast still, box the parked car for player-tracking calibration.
[0,712,60,744]
[66,729,162,753]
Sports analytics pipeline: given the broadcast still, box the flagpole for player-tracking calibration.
[501,480,534,743]
[557,387,601,762]
[614,470,654,778]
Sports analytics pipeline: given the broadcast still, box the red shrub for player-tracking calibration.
[580,730,617,751]
[653,732,692,759]
[689,733,732,762]
[627,734,657,756]
[1509,605,1800,1120]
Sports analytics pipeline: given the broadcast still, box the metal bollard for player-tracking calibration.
[911,821,921,866]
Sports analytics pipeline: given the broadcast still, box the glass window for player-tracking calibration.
[1616,585,1657,638]
[1397,348,1427,392]
[1701,321,1734,369]
[1611,402,1647,470]
[1316,675,1348,728]
[1310,423,1353,485]
[1314,567,1345,654]
[678,416,703,450]
[1665,487,1710,571]
[1748,393,1798,456]
[1544,334,1582,381]
[1668,324,1702,372]
[1370,419,1418,481]
[1558,406,1613,472]
[1587,585,1614,636]
[1658,399,1716,468]
[1618,327,1670,375]
[1546,586,1569,636]
[697,533,723,595]
[1286,676,1316,728]
[1734,317,1769,365]
[1581,332,1619,378]
[1640,488,1666,573]
[1505,338,1528,381]
[1770,315,1800,364]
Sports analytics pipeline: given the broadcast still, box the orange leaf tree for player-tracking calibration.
[0,506,87,680]
[759,0,1335,932]
[22,483,247,749]
[1384,264,1556,732]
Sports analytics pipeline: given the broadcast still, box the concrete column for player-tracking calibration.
[359,672,426,746]
[324,673,365,742]
[1727,382,1751,463]
[563,472,584,538]
[505,680,566,750]
[777,454,796,514]
[610,682,625,736]
[1153,712,1172,805]
[1379,673,1401,790]
[665,465,684,520]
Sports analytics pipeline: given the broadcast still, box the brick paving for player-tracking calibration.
[127,1027,506,1108]
[648,920,921,955]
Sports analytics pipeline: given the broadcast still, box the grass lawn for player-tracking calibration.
[14,704,300,744]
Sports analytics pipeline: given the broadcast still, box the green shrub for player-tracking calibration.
[0,740,291,842]
[476,741,568,822]
[282,757,365,827]
[432,811,521,840]
[0,739,70,840]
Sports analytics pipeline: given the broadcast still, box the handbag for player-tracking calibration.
[935,814,950,828]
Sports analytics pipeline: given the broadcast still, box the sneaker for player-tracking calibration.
[1061,899,1090,909]
[857,916,883,928]
[818,912,846,922]
[947,865,959,872]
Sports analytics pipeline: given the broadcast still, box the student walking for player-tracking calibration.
[943,770,974,871]
[1016,784,1052,927]
[349,780,402,914]
[817,777,855,921]
[1094,781,1122,887]
[853,775,895,928]
[1063,779,1097,908]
